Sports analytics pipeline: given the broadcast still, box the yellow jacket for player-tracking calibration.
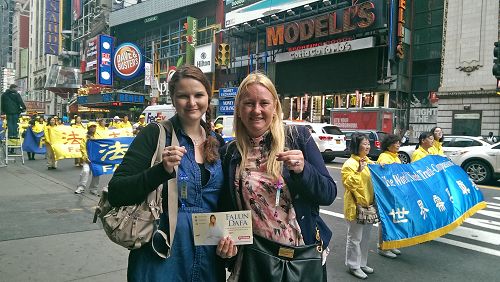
[33,123,45,134]
[430,140,444,156]
[119,121,133,129]
[96,125,108,136]
[44,125,57,144]
[108,121,121,129]
[377,151,401,165]
[72,123,87,130]
[80,134,96,163]
[341,154,375,221]
[412,146,431,162]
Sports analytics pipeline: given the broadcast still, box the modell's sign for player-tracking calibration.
[113,43,144,80]
[266,0,384,48]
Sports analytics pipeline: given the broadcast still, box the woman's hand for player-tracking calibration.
[276,150,305,174]
[216,237,238,259]
[358,157,367,172]
[162,146,187,174]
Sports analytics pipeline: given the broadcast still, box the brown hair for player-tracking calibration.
[168,65,219,163]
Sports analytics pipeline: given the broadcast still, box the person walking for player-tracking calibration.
[429,127,444,156]
[218,72,336,281]
[411,132,435,162]
[107,65,226,281]
[25,117,37,160]
[133,114,147,135]
[108,116,121,129]
[376,134,402,259]
[75,123,100,195]
[72,115,86,167]
[342,133,377,280]
[1,84,26,140]
[44,116,58,169]
[120,115,133,129]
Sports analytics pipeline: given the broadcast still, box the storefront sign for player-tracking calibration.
[275,37,374,62]
[113,42,143,80]
[45,0,61,55]
[195,44,215,73]
[219,87,238,98]
[396,0,406,59]
[219,99,235,115]
[409,108,437,123]
[144,16,158,23]
[77,93,145,105]
[84,36,98,72]
[225,0,318,27]
[98,35,114,86]
[144,63,152,86]
[267,0,383,48]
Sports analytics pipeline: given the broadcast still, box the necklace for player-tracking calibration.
[189,127,206,146]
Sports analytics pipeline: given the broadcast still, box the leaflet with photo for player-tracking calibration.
[192,210,253,246]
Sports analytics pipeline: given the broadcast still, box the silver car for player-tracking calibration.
[449,142,500,184]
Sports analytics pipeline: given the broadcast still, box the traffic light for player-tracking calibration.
[217,43,230,67]
[493,41,500,78]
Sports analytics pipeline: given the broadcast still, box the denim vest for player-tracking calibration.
[128,117,225,282]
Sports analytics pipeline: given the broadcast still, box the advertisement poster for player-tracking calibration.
[192,211,253,246]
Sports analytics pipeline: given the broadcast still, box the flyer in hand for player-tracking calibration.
[192,210,253,246]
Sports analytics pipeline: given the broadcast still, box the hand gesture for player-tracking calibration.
[162,146,187,174]
[276,150,305,174]
[216,237,238,259]
[358,157,367,172]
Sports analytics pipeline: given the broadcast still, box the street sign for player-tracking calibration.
[218,99,235,115]
[219,87,238,98]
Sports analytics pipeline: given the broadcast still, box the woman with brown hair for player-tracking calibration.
[108,65,227,281]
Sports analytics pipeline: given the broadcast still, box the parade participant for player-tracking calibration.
[75,122,100,195]
[1,84,26,139]
[108,116,121,129]
[342,133,377,279]
[54,116,62,126]
[33,116,45,133]
[25,117,37,160]
[376,134,402,259]
[218,72,336,281]
[96,118,108,137]
[120,115,133,129]
[429,127,444,156]
[411,132,435,162]
[44,116,58,170]
[133,114,147,135]
[108,65,225,281]
[213,123,225,146]
[72,116,86,167]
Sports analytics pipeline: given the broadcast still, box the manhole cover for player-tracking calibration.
[46,209,69,214]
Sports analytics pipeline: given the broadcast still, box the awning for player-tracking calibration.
[44,65,82,96]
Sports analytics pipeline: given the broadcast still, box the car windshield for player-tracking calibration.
[323,126,343,135]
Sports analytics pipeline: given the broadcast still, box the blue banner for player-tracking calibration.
[369,155,486,249]
[22,127,46,154]
[87,137,133,176]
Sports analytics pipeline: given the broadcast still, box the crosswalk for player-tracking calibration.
[320,197,500,257]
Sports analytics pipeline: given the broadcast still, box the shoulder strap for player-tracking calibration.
[223,140,237,169]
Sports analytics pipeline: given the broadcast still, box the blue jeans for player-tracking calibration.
[6,113,20,138]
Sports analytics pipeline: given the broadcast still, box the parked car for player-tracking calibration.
[284,121,346,162]
[342,130,388,160]
[449,142,500,184]
[398,136,492,164]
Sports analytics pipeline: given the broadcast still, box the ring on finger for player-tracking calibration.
[294,160,300,166]
[166,151,171,156]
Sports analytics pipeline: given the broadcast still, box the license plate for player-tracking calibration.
[336,140,340,144]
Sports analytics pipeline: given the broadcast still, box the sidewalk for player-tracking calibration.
[0,163,128,282]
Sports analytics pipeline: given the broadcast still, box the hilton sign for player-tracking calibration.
[267,0,381,48]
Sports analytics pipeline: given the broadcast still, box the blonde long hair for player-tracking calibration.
[234,72,285,181]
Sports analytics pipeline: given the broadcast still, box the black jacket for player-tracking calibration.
[1,89,26,114]
[218,125,337,247]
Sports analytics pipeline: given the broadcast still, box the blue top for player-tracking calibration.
[108,116,225,282]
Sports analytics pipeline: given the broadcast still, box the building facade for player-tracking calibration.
[438,0,500,136]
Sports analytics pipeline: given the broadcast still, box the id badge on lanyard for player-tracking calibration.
[179,173,188,207]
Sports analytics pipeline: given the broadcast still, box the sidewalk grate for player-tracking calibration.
[46,208,69,214]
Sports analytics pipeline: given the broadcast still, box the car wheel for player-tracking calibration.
[398,152,410,164]
[323,156,335,163]
[463,160,491,184]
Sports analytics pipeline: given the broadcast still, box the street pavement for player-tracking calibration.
[1,155,499,281]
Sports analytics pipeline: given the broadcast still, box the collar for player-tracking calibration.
[350,154,373,164]
[385,151,399,158]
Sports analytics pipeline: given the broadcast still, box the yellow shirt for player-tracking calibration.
[108,121,121,129]
[430,140,444,156]
[33,123,45,134]
[119,121,133,129]
[377,151,401,165]
[341,154,375,221]
[72,123,87,130]
[44,124,57,144]
[412,146,431,162]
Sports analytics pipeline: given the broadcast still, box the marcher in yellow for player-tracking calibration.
[429,127,444,156]
[108,116,121,129]
[32,116,45,133]
[376,134,402,259]
[96,118,108,137]
[119,115,133,129]
[411,132,435,162]
[74,122,100,195]
[72,115,86,166]
[342,133,376,280]
[44,116,58,169]
[132,114,147,135]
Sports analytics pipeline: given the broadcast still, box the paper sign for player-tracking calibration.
[192,211,253,246]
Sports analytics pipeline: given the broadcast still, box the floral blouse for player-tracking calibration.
[235,133,304,246]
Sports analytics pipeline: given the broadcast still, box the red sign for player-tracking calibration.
[332,112,378,130]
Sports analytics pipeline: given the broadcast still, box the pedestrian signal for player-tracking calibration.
[493,41,500,78]
[217,43,230,67]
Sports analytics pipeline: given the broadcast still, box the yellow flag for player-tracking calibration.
[49,125,87,160]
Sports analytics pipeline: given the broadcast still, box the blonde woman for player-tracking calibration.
[218,72,336,281]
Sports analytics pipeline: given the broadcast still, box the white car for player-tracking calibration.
[449,142,500,184]
[397,136,491,164]
[283,121,346,162]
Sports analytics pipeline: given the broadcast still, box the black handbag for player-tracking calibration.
[240,234,324,282]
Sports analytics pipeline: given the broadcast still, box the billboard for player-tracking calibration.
[45,0,61,55]
[20,49,29,77]
[225,0,319,27]
[113,42,143,80]
[98,35,114,86]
